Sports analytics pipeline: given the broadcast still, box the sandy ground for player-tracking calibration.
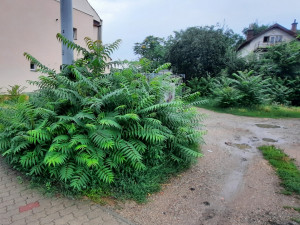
[113,108,300,225]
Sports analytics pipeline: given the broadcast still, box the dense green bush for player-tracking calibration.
[211,76,243,107]
[187,75,215,97]
[253,41,300,106]
[268,78,293,105]
[204,70,299,108]
[287,76,300,106]
[211,71,271,107]
[231,71,271,106]
[259,41,300,79]
[0,35,204,200]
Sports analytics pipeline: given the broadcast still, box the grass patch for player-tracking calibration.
[283,206,300,213]
[258,145,300,195]
[199,102,300,118]
[291,218,300,224]
[83,188,111,205]
[280,190,293,195]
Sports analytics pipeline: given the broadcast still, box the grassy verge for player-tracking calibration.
[199,103,300,118]
[258,145,300,195]
[291,218,300,224]
[283,206,300,213]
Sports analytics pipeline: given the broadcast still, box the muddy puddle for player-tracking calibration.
[262,138,277,142]
[255,124,280,128]
[225,142,251,150]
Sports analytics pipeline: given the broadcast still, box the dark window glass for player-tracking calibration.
[263,36,269,42]
[73,28,77,40]
[30,63,36,70]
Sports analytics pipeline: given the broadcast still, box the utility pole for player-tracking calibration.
[60,0,74,65]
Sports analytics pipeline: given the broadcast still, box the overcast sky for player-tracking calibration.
[88,0,300,61]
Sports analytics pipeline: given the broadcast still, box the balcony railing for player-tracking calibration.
[254,42,274,50]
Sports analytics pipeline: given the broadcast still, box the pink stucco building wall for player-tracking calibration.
[0,0,102,91]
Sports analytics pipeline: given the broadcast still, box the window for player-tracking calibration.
[263,35,282,44]
[263,36,269,43]
[30,63,37,71]
[73,28,77,40]
[276,35,282,42]
[270,35,283,44]
[270,36,276,44]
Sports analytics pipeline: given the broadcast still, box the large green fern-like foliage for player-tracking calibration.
[0,35,204,199]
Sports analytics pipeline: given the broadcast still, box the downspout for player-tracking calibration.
[98,19,103,41]
[60,0,74,65]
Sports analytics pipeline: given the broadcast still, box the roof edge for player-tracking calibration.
[54,0,101,23]
[86,0,102,23]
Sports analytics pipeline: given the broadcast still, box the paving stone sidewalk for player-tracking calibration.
[0,158,135,225]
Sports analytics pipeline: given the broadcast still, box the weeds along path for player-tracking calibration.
[116,108,300,225]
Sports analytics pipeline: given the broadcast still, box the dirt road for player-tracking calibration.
[116,108,300,225]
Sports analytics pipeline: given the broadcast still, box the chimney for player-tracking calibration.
[291,19,298,33]
[247,24,254,41]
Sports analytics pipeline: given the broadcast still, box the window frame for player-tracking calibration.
[263,36,269,43]
[73,28,77,40]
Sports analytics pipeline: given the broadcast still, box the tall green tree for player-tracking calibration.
[133,36,167,69]
[166,26,241,80]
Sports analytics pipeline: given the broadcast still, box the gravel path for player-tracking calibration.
[116,108,300,225]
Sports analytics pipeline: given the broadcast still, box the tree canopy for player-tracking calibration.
[133,36,167,70]
[166,26,242,79]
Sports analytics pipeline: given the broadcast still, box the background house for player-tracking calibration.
[0,0,102,91]
[238,20,298,57]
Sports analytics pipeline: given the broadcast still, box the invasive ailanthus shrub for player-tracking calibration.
[187,75,215,97]
[0,35,204,200]
[211,75,243,108]
[211,71,272,108]
[231,70,271,107]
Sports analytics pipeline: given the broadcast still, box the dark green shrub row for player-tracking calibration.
[187,70,298,108]
[186,40,300,107]
[212,71,271,107]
